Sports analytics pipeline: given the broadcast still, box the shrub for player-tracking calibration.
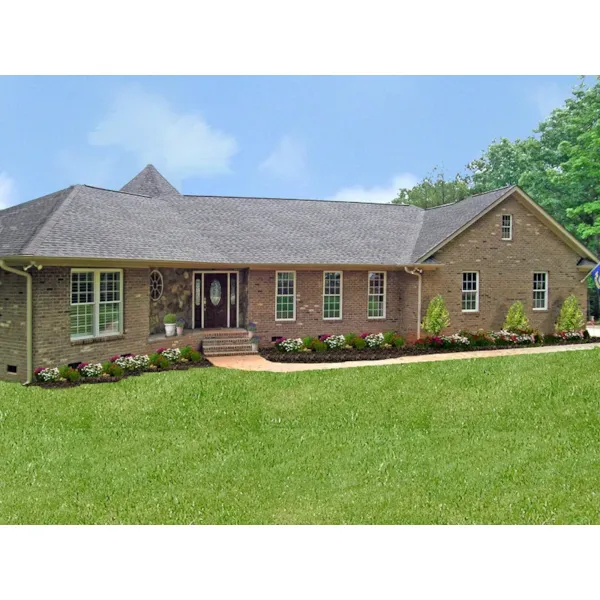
[78,363,103,378]
[353,337,367,350]
[383,331,396,345]
[34,367,60,382]
[391,334,405,348]
[344,333,358,345]
[421,295,450,335]
[103,363,124,378]
[503,301,530,332]
[303,336,317,350]
[364,333,384,348]
[324,334,346,350]
[461,330,495,347]
[189,350,202,362]
[176,317,186,328]
[179,346,193,360]
[555,295,585,332]
[163,313,177,324]
[312,341,327,352]
[64,368,81,383]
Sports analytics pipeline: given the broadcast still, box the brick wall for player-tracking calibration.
[421,192,587,334]
[248,269,419,345]
[31,267,150,372]
[0,270,27,381]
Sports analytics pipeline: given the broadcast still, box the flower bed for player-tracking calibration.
[260,329,598,363]
[32,346,211,388]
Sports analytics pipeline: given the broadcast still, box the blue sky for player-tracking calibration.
[0,75,586,209]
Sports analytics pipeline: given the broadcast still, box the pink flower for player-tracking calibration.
[156,347,167,354]
[77,363,88,370]
[109,355,121,363]
[360,332,370,339]
[34,367,45,375]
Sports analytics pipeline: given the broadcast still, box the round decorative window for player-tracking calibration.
[210,280,222,306]
[149,270,164,301]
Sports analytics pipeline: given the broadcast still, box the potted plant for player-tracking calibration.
[250,335,260,352]
[164,313,177,337]
[176,317,186,336]
[247,321,257,339]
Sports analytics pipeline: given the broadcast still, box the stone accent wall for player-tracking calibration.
[31,267,150,373]
[0,270,27,381]
[421,192,587,334]
[248,269,419,345]
[148,267,193,334]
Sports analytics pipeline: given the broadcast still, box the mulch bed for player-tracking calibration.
[259,337,600,364]
[31,360,213,388]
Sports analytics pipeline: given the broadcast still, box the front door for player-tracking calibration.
[202,273,228,328]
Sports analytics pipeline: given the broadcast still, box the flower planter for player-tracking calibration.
[587,324,600,338]
[165,324,176,337]
[176,326,184,336]
[252,343,258,352]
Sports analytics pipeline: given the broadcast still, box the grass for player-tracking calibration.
[1,350,599,524]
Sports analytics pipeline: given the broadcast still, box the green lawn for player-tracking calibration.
[1,350,599,524]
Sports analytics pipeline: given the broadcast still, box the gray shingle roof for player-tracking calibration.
[120,164,180,197]
[0,167,519,265]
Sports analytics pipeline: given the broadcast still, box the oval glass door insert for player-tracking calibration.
[210,279,222,306]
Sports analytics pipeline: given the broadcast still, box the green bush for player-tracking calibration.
[103,363,124,378]
[344,333,358,345]
[163,313,177,324]
[179,346,193,360]
[383,331,396,345]
[391,334,405,348]
[555,295,585,332]
[353,337,367,350]
[303,336,317,349]
[313,341,327,352]
[503,301,529,332]
[58,366,81,383]
[421,295,450,335]
[189,350,202,362]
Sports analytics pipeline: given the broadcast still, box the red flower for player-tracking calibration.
[34,367,45,375]
[77,363,88,370]
[109,355,120,363]
[360,332,370,339]
[319,334,332,342]
[156,347,167,354]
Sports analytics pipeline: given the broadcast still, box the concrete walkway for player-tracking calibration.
[207,342,600,372]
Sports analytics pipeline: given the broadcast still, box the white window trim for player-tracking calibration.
[533,271,548,311]
[461,271,479,313]
[501,214,513,241]
[323,271,343,320]
[367,271,387,319]
[70,268,124,340]
[275,270,296,322]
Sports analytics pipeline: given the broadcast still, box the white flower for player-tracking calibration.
[79,363,104,377]
[324,335,346,349]
[278,338,304,352]
[364,333,385,348]
[161,348,181,362]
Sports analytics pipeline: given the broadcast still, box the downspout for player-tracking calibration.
[404,267,423,340]
[0,261,33,385]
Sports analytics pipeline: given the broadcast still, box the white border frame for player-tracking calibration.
[192,270,240,329]
[323,271,343,321]
[461,271,479,313]
[149,269,164,301]
[532,271,548,311]
[275,270,296,322]
[501,214,513,241]
[367,271,386,320]
[70,268,124,340]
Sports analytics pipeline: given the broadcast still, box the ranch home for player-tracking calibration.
[0,165,597,383]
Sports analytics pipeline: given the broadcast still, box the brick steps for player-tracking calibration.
[202,330,257,357]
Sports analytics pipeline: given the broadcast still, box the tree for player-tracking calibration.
[393,167,470,208]
[421,295,450,335]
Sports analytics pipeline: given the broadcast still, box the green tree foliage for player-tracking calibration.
[421,295,450,335]
[555,295,585,332]
[393,167,470,208]
[503,301,530,331]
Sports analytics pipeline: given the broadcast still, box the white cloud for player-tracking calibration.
[0,172,16,210]
[530,82,569,118]
[328,173,419,203]
[88,83,239,181]
[259,136,308,179]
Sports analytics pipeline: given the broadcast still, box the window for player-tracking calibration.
[502,214,513,240]
[533,272,548,310]
[367,271,386,318]
[276,271,296,321]
[149,270,163,301]
[462,272,479,312]
[323,272,342,319]
[70,269,123,340]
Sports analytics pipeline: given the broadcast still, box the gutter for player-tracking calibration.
[404,267,423,340]
[0,260,33,385]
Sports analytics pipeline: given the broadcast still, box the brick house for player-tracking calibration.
[0,165,597,383]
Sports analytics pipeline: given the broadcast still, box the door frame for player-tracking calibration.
[192,271,240,329]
